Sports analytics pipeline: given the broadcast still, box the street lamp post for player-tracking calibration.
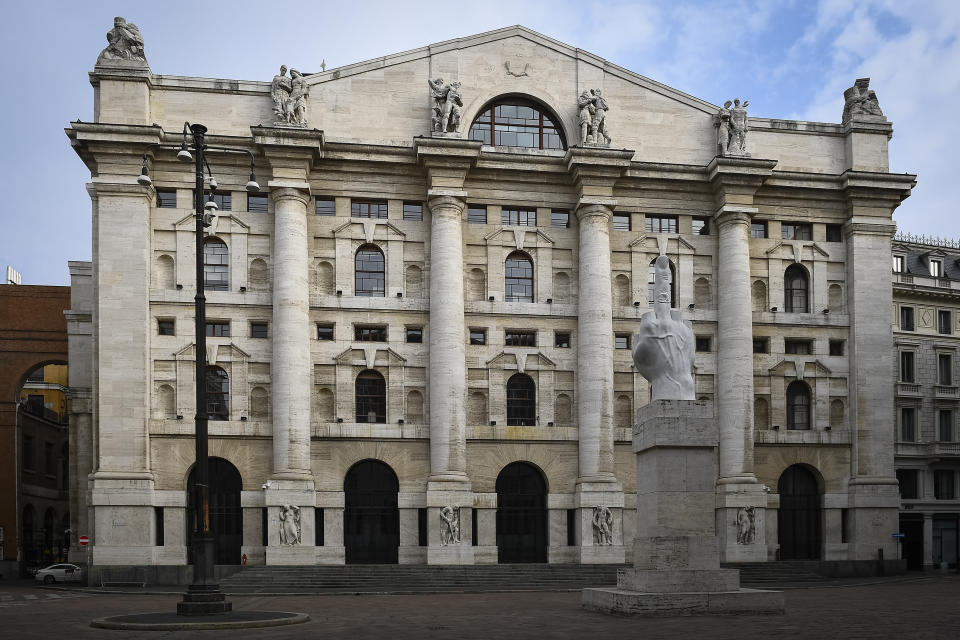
[139,123,258,616]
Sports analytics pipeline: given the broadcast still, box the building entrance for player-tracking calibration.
[900,517,924,570]
[777,464,822,560]
[344,459,399,564]
[187,457,242,565]
[496,462,547,563]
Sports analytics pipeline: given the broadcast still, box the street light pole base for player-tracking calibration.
[177,585,232,616]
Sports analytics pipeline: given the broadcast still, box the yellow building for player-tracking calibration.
[20,365,68,423]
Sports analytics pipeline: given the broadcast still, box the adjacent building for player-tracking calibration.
[66,22,915,579]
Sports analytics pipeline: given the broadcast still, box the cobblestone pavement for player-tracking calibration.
[1,575,957,639]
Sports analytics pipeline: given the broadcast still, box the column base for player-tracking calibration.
[177,586,232,616]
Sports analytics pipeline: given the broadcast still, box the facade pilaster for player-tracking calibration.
[708,156,777,562]
[922,513,934,569]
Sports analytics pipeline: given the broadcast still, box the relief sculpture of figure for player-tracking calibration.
[278,504,301,545]
[842,78,884,124]
[439,505,461,546]
[592,506,614,546]
[271,65,292,122]
[632,255,696,401]
[429,78,464,134]
[736,506,756,545]
[97,16,147,66]
[286,69,309,127]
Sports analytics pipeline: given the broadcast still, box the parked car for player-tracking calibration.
[34,564,83,584]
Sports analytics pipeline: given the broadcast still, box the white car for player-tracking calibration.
[34,564,83,584]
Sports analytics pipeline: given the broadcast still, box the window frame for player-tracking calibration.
[355,244,386,297]
[938,352,953,386]
[247,193,269,213]
[784,264,809,313]
[469,329,487,345]
[355,370,386,423]
[505,330,536,347]
[939,409,954,442]
[315,197,336,216]
[405,326,423,344]
[402,202,423,221]
[612,213,631,231]
[202,238,229,292]
[691,217,710,236]
[350,199,388,219]
[206,366,230,421]
[355,325,387,342]
[893,255,905,273]
[250,322,268,339]
[550,210,570,229]
[645,215,678,234]
[505,373,536,426]
[504,251,534,302]
[205,321,230,337]
[786,381,811,430]
[695,336,712,352]
[614,333,631,350]
[317,324,334,341]
[900,306,915,331]
[828,339,845,356]
[467,98,566,150]
[752,337,769,354]
[158,319,175,336]
[900,350,916,383]
[930,259,943,277]
[900,406,917,441]
[750,221,768,239]
[554,331,571,348]
[467,205,487,224]
[156,189,177,209]
[501,207,537,227]
[934,470,955,500]
[781,222,812,241]
[825,224,843,242]
[938,309,952,335]
[897,469,920,499]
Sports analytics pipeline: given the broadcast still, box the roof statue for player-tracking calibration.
[578,89,612,147]
[96,16,148,67]
[717,98,749,157]
[842,78,885,125]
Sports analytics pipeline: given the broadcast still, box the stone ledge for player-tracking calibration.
[582,586,784,616]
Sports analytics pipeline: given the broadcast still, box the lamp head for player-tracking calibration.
[137,164,152,187]
[177,144,193,163]
[204,197,218,212]
[245,171,260,193]
[208,177,218,190]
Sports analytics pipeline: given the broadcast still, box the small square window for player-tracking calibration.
[156,189,177,208]
[930,259,943,277]
[469,329,487,345]
[505,330,536,347]
[406,327,423,343]
[315,197,336,216]
[158,319,175,336]
[612,213,631,231]
[893,255,905,273]
[897,469,919,499]
[403,202,423,221]
[551,210,569,228]
[829,340,844,356]
[555,332,570,348]
[317,324,334,341]
[695,336,711,352]
[467,206,487,224]
[351,200,387,219]
[784,339,812,355]
[615,333,630,350]
[248,193,269,213]
[692,217,710,235]
[825,224,843,242]
[645,215,677,234]
[900,306,915,331]
[939,310,952,335]
[205,321,230,337]
[750,221,768,238]
[782,222,812,241]
[502,208,536,226]
[753,338,769,354]
[251,322,268,339]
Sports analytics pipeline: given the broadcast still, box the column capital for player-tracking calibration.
[708,156,777,208]
[575,199,615,223]
[269,185,312,204]
[252,125,324,185]
[427,190,467,220]
[712,204,756,227]
[415,137,481,191]
[565,147,633,200]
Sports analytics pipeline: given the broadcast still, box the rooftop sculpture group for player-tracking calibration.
[717,98,750,157]
[842,78,884,124]
[578,89,612,147]
[429,78,464,134]
[271,65,309,127]
[96,16,147,66]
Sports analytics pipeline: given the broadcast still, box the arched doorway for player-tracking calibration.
[496,462,547,563]
[344,460,399,564]
[778,464,822,560]
[187,457,242,565]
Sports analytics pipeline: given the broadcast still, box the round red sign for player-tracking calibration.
[79,535,89,546]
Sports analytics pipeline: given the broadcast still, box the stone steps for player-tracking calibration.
[724,561,826,584]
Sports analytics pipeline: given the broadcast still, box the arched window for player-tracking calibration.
[203,238,229,291]
[468,98,565,150]
[784,265,809,313]
[506,373,536,426]
[505,252,534,302]
[355,245,385,297]
[356,370,386,423]
[786,381,811,430]
[647,258,676,306]
[206,366,229,421]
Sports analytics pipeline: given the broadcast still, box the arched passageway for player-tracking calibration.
[344,459,399,564]
[496,462,547,563]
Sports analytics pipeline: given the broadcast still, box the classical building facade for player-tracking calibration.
[67,22,915,575]
[892,235,960,570]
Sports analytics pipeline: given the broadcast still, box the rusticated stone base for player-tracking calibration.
[582,586,784,616]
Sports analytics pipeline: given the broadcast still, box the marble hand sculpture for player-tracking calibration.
[632,255,696,401]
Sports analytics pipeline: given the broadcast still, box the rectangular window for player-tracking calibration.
[781,222,812,240]
[695,336,712,352]
[469,329,487,345]
[829,340,845,356]
[784,339,812,355]
[900,351,916,382]
[317,324,334,341]
[355,326,387,342]
[505,330,536,347]
[750,221,768,238]
[893,255,905,273]
[897,469,919,500]
[156,189,177,208]
[901,306,915,331]
[213,193,231,211]
[248,193,269,213]
[406,327,423,343]
[940,353,954,385]
[45,442,55,476]
[351,199,387,219]
[315,197,335,216]
[205,321,230,337]
[501,207,537,226]
[158,319,175,336]
[753,337,769,354]
[418,508,428,546]
[315,509,324,546]
[615,333,630,350]
[825,224,843,242]
[939,310,952,335]
[155,507,165,546]
[467,205,487,224]
[691,217,710,236]
[251,322,268,339]
[930,260,943,277]
[934,470,955,500]
[554,332,570,348]
[901,407,916,441]
[645,215,677,234]
[940,410,954,442]
[612,213,631,231]
[403,202,423,221]
[551,210,569,228]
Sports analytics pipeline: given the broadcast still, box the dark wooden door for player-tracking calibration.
[344,460,399,564]
[778,465,821,560]
[496,462,547,563]
[187,457,242,565]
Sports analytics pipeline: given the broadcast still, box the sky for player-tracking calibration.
[1,0,958,285]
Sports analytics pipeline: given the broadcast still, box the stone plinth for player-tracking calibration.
[583,400,783,616]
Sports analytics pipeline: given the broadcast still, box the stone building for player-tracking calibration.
[891,235,960,570]
[66,22,915,577]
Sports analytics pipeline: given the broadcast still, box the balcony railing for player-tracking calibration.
[897,383,922,396]
[935,385,959,398]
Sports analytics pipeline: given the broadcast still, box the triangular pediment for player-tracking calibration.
[487,350,556,373]
[484,227,554,249]
[767,358,832,379]
[334,346,407,368]
[333,219,405,243]
[174,213,249,234]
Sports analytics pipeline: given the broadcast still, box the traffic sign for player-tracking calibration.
[892,533,905,539]
[79,535,89,546]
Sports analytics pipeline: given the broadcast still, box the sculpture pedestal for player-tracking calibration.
[583,400,783,616]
